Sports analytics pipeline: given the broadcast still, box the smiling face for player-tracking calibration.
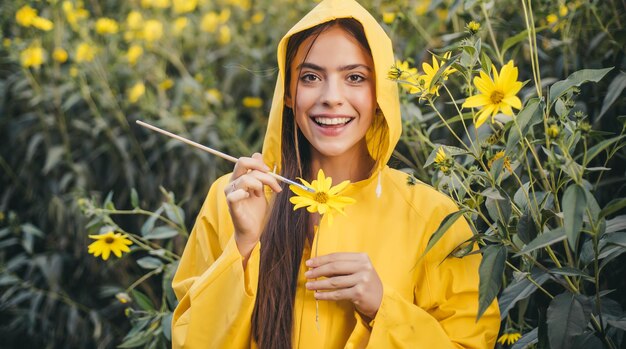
[285,25,376,163]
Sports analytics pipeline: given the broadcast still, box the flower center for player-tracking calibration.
[105,237,114,244]
[314,192,329,204]
[490,90,505,104]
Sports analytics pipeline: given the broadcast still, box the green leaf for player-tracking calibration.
[597,71,626,122]
[515,228,566,256]
[162,312,172,341]
[163,203,185,226]
[423,144,469,168]
[549,267,594,282]
[141,207,164,236]
[548,68,613,107]
[581,135,626,165]
[562,184,586,251]
[506,99,542,153]
[131,290,155,311]
[136,257,163,270]
[511,328,538,349]
[605,232,626,248]
[546,293,590,349]
[422,209,468,258]
[501,29,529,58]
[42,146,65,175]
[499,270,550,319]
[117,330,152,348]
[600,198,626,219]
[477,245,506,320]
[130,188,139,208]
[143,226,178,240]
[517,209,538,244]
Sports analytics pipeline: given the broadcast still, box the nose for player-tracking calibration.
[320,76,344,107]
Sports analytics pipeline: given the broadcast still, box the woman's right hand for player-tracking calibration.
[225,153,282,259]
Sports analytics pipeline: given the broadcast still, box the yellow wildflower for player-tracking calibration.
[173,17,188,35]
[205,88,222,104]
[559,4,568,17]
[126,11,143,30]
[143,20,163,42]
[415,0,430,16]
[126,44,143,66]
[218,9,231,23]
[87,231,132,261]
[20,45,46,68]
[289,169,356,226]
[181,104,194,119]
[141,0,170,9]
[497,332,522,346]
[434,147,446,164]
[31,17,54,31]
[436,8,448,20]
[3,38,11,48]
[218,25,231,45]
[382,12,396,24]
[95,18,119,34]
[159,79,174,90]
[62,1,89,30]
[201,12,219,33]
[228,0,250,10]
[488,151,512,173]
[115,292,132,304]
[546,14,558,24]
[242,96,263,108]
[128,82,145,103]
[467,21,481,33]
[547,124,560,138]
[418,51,456,97]
[394,60,420,94]
[173,0,198,14]
[75,42,96,63]
[16,5,37,27]
[462,60,523,128]
[194,73,203,82]
[69,66,78,77]
[251,12,264,24]
[53,48,68,63]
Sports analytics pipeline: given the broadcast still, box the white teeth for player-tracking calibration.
[313,117,351,125]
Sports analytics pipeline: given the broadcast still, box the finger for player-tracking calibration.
[232,153,270,179]
[236,174,265,197]
[306,252,369,268]
[304,260,363,279]
[314,286,359,302]
[306,274,359,291]
[225,189,250,204]
[246,170,282,193]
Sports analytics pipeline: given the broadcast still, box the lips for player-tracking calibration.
[310,114,354,128]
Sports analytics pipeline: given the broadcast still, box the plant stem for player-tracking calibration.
[481,3,503,64]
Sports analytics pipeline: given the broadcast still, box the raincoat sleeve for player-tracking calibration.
[352,197,500,348]
[171,175,260,349]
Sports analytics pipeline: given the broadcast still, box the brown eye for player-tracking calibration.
[300,73,320,82]
[347,74,365,83]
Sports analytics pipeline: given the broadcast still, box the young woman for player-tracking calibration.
[172,0,500,348]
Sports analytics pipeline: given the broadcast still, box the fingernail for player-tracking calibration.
[305,282,312,289]
[304,270,311,277]
[305,259,312,266]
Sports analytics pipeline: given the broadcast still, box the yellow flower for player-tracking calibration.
[126,11,143,30]
[201,12,219,33]
[434,147,446,164]
[20,45,46,68]
[159,78,174,90]
[143,20,163,42]
[497,332,522,346]
[546,14,558,24]
[173,0,198,14]
[547,124,560,138]
[251,12,264,24]
[382,12,396,24]
[415,0,430,16]
[173,17,188,35]
[289,169,356,225]
[87,231,132,260]
[31,17,54,31]
[128,82,145,103]
[218,25,231,45]
[16,5,37,27]
[3,38,11,48]
[467,21,480,33]
[69,66,78,77]
[242,96,263,108]
[141,0,170,9]
[95,18,119,34]
[559,4,568,17]
[488,151,512,173]
[115,292,132,304]
[194,73,203,82]
[75,42,96,63]
[52,47,68,63]
[228,0,250,10]
[126,44,143,66]
[462,60,523,128]
[418,51,456,97]
[394,60,420,94]
[219,9,231,23]
[62,1,89,30]
[205,88,222,104]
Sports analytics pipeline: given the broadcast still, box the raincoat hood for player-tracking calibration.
[261,0,401,176]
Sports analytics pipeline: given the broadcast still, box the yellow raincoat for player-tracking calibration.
[172,0,500,348]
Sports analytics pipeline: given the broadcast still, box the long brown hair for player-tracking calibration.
[251,18,372,349]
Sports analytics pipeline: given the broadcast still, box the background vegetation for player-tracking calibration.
[1,0,624,348]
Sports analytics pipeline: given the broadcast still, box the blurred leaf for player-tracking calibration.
[501,29,529,58]
[499,270,550,319]
[141,207,164,236]
[572,332,604,349]
[42,146,65,175]
[477,244,506,320]
[162,312,172,341]
[549,68,613,107]
[547,293,590,349]
[606,215,626,234]
[131,290,154,312]
[422,209,468,258]
[163,203,185,226]
[20,223,44,238]
[599,198,626,219]
[118,330,152,348]
[143,226,178,240]
[515,228,566,256]
[136,257,163,270]
[597,71,626,122]
[563,184,586,250]
[131,188,139,208]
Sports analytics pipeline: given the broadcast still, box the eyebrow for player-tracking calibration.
[296,62,372,72]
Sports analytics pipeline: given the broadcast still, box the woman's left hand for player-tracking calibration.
[305,252,383,320]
